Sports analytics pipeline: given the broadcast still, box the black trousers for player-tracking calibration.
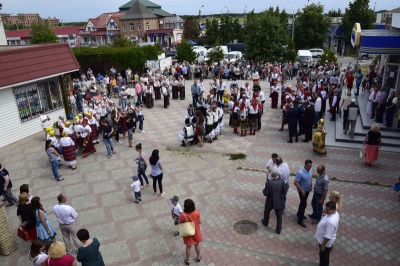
[152,173,163,193]
[304,124,313,141]
[375,104,385,122]
[288,123,298,140]
[164,96,169,108]
[297,191,310,223]
[263,205,282,233]
[371,102,378,117]
[342,110,348,130]
[319,244,332,266]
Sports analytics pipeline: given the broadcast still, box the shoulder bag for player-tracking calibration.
[176,213,195,237]
[18,226,31,241]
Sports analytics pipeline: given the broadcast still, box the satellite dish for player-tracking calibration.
[159,20,163,24]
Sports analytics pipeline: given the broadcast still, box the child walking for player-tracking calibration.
[170,195,182,236]
[130,176,142,203]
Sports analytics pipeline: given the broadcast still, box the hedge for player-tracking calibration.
[72,46,160,75]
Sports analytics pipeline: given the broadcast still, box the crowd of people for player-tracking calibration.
[1,55,398,266]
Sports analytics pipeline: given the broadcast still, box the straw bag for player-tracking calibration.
[176,213,195,237]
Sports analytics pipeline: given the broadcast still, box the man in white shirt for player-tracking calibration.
[275,156,290,213]
[266,153,278,181]
[39,110,51,140]
[53,194,80,253]
[315,201,340,266]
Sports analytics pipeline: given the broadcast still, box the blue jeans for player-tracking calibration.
[50,160,60,180]
[137,115,144,131]
[137,169,149,186]
[311,192,323,221]
[103,138,114,156]
[356,82,361,94]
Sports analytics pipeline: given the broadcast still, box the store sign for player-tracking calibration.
[351,23,361,47]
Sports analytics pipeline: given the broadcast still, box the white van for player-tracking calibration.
[297,50,313,67]
[224,51,242,63]
[193,48,208,63]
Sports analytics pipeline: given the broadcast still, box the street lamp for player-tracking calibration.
[105,14,111,45]
[199,5,204,20]
[244,6,247,15]
[291,11,295,41]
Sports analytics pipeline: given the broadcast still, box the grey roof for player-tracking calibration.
[120,0,157,20]
[119,0,161,11]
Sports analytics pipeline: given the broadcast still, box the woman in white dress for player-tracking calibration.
[28,239,48,266]
[366,91,373,115]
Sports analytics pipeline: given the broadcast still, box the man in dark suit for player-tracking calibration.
[261,170,288,234]
[286,103,299,143]
[302,101,315,142]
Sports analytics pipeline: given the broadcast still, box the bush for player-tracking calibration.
[318,48,338,65]
[176,40,196,63]
[72,46,160,74]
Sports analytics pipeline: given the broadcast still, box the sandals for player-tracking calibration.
[196,256,201,262]
[184,260,190,265]
[112,150,116,154]
[71,167,77,170]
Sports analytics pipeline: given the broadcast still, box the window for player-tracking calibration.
[123,24,126,32]
[130,23,134,31]
[13,77,63,122]
[138,24,141,31]
[146,22,150,30]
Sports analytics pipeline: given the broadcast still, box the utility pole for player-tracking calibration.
[291,10,295,41]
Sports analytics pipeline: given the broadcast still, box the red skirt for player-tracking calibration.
[271,92,279,109]
[26,227,37,240]
[68,133,78,151]
[120,117,128,131]
[365,144,379,163]
[62,145,76,164]
[83,136,96,154]
[90,125,98,141]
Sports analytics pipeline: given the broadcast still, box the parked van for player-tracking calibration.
[226,43,245,53]
[224,51,243,63]
[193,48,208,63]
[297,50,313,67]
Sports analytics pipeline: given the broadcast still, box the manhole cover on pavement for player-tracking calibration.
[233,220,258,235]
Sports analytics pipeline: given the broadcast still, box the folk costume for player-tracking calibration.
[270,82,280,109]
[239,102,249,137]
[171,78,179,99]
[81,118,96,157]
[162,84,169,108]
[248,98,259,135]
[178,76,186,100]
[60,131,77,169]
[154,79,161,100]
[145,83,154,108]
[179,119,196,147]
[312,119,327,157]
[86,113,99,144]
[231,103,240,134]
[205,109,215,142]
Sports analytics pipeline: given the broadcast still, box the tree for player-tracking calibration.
[341,0,375,42]
[112,33,134,47]
[204,18,220,45]
[294,4,331,49]
[318,48,338,64]
[183,16,200,42]
[176,39,196,63]
[243,11,287,61]
[30,21,58,44]
[326,8,343,17]
[207,40,224,63]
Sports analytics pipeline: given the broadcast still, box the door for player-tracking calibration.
[383,63,399,93]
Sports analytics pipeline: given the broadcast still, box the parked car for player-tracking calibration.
[224,51,243,63]
[310,48,323,58]
[297,50,313,66]
[359,52,371,60]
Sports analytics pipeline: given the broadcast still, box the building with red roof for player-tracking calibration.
[5,26,82,47]
[0,43,80,147]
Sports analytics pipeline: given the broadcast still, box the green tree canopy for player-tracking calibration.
[207,40,225,63]
[341,0,375,42]
[243,11,287,61]
[294,4,331,49]
[204,18,219,45]
[183,16,200,42]
[326,8,343,17]
[176,40,196,63]
[112,33,134,47]
[30,21,58,44]
[318,48,338,64]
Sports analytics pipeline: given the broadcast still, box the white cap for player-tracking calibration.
[351,98,356,103]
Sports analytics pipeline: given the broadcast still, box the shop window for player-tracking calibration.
[13,77,63,123]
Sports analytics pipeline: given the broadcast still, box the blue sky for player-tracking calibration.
[1,0,398,22]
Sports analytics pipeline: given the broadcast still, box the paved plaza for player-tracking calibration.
[1,77,400,266]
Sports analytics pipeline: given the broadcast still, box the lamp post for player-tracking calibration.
[291,11,295,41]
[244,6,247,15]
[199,5,204,20]
[105,14,111,45]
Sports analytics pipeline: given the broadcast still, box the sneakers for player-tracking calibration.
[154,191,159,196]
[160,192,165,197]
[140,130,146,133]
[173,232,179,236]
[117,141,122,144]
[107,155,112,159]
[135,199,139,203]
[138,198,142,201]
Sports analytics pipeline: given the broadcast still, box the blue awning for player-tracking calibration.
[359,29,400,54]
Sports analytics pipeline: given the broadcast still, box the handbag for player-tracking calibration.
[18,227,31,241]
[176,213,195,237]
[359,148,365,158]
[138,158,147,172]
